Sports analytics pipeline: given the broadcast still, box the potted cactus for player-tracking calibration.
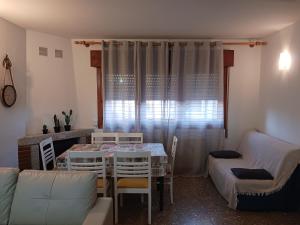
[62,109,72,131]
[53,114,61,133]
[42,124,48,134]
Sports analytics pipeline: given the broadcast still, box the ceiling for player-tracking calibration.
[0,0,300,39]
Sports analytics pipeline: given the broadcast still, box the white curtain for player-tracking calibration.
[102,41,136,131]
[102,41,224,175]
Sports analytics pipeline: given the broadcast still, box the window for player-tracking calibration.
[105,100,135,121]
[91,47,233,132]
[144,100,176,120]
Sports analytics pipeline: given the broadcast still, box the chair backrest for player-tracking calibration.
[39,137,56,171]
[117,132,143,144]
[114,151,151,185]
[170,136,178,175]
[67,151,106,181]
[91,132,118,144]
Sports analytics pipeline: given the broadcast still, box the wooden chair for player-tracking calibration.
[114,151,151,224]
[91,132,118,145]
[117,132,143,144]
[39,137,56,171]
[166,136,178,204]
[67,151,108,196]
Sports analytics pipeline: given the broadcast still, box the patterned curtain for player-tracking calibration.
[102,40,224,175]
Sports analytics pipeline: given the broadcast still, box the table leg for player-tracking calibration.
[158,176,164,211]
[156,180,160,191]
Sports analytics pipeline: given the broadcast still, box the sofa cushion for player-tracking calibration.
[9,170,97,225]
[0,168,19,225]
[210,150,242,159]
[117,178,148,188]
[231,168,274,180]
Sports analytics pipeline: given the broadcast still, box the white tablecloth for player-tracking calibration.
[56,143,168,177]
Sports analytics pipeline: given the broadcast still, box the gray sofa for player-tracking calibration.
[0,168,113,225]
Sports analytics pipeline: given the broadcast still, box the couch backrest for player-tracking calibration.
[9,170,97,225]
[0,168,19,225]
[238,131,300,179]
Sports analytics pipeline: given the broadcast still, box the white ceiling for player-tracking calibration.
[0,0,300,39]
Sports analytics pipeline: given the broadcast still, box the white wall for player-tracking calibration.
[26,30,78,134]
[0,18,26,166]
[258,21,300,145]
[71,40,100,129]
[224,46,262,149]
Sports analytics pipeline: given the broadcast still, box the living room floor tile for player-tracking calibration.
[116,177,300,225]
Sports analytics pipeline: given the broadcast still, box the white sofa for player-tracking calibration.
[0,168,113,225]
[208,131,300,210]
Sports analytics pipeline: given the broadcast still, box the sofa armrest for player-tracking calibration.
[83,198,113,225]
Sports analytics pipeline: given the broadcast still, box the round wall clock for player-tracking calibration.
[1,55,17,108]
[2,85,17,107]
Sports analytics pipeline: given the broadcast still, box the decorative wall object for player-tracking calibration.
[55,49,63,58]
[1,55,17,107]
[39,47,48,56]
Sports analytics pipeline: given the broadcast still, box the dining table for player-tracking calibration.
[56,143,168,211]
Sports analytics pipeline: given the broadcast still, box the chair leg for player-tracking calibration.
[114,192,118,224]
[110,180,113,197]
[170,177,174,204]
[141,194,144,205]
[148,192,151,224]
[120,193,123,207]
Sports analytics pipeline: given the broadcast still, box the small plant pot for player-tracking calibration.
[42,129,48,134]
[64,125,71,131]
[54,126,61,133]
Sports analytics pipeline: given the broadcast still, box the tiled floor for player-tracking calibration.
[117,177,300,225]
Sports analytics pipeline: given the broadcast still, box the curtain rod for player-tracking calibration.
[74,40,267,48]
